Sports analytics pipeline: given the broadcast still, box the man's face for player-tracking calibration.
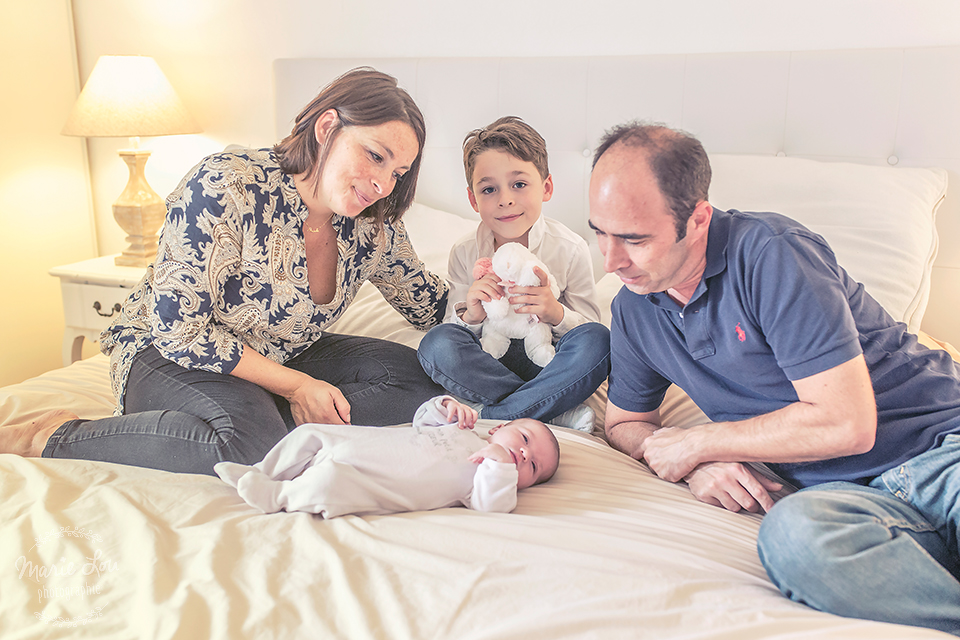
[588,147,706,303]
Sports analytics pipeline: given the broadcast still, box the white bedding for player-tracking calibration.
[2,423,946,639]
[0,153,954,639]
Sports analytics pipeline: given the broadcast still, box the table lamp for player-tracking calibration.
[62,55,202,267]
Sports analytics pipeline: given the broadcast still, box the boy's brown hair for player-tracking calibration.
[462,116,550,188]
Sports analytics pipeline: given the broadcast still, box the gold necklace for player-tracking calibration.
[306,215,334,233]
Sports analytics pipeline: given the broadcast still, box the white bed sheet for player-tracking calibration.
[2,415,947,639]
[0,354,951,639]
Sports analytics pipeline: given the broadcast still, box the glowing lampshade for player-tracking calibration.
[62,55,201,266]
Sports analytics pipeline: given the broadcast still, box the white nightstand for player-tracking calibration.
[49,256,147,366]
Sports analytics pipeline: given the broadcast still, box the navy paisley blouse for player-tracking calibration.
[100,148,448,414]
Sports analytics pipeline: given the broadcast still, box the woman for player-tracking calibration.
[4,68,448,474]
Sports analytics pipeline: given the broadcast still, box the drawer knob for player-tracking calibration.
[93,301,122,318]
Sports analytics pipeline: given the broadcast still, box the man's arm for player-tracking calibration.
[603,402,661,461]
[605,403,782,512]
[641,354,877,483]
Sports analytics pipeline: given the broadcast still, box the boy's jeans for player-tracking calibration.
[417,322,610,422]
[758,434,960,635]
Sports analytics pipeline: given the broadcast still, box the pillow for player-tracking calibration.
[708,154,947,333]
[400,201,479,277]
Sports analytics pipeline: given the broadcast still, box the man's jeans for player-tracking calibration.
[758,434,960,635]
[416,322,610,421]
[43,334,444,475]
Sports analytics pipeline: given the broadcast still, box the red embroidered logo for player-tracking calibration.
[735,323,746,342]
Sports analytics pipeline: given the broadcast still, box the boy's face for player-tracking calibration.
[467,150,553,248]
[488,418,559,489]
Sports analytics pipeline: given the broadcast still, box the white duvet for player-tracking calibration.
[2,417,947,638]
[0,356,949,639]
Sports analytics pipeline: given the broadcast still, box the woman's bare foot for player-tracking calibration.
[0,410,79,457]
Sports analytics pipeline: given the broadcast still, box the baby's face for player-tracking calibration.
[487,418,559,489]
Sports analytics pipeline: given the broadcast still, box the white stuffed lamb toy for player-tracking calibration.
[473,242,560,367]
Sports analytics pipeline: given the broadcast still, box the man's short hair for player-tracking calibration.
[463,116,550,188]
[593,122,711,240]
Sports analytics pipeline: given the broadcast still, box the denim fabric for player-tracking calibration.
[417,322,610,421]
[43,334,444,475]
[758,435,960,635]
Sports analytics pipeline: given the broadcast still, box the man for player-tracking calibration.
[588,121,960,635]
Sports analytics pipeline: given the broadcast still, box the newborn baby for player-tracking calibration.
[214,396,560,518]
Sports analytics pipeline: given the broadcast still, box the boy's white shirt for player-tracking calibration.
[445,215,601,338]
[214,396,519,517]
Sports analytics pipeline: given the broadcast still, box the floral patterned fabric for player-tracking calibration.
[100,148,448,415]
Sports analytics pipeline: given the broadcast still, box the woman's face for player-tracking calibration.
[311,113,420,219]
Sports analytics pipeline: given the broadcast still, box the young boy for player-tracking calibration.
[214,396,560,518]
[417,116,610,431]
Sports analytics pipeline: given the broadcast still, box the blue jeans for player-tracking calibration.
[416,322,610,421]
[43,334,444,475]
[757,434,960,635]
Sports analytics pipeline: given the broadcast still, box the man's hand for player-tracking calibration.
[506,266,564,326]
[461,273,503,324]
[640,426,702,482]
[684,462,782,513]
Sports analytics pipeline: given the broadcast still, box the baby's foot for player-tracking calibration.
[236,471,284,513]
[0,410,79,457]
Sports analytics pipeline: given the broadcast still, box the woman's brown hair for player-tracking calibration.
[274,67,426,225]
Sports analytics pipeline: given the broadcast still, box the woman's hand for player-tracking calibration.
[461,273,503,324]
[507,266,564,326]
[229,345,351,425]
[288,377,352,425]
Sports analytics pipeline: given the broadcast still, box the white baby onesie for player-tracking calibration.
[214,396,519,518]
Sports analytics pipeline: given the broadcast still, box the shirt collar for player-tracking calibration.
[702,207,731,282]
[646,207,731,309]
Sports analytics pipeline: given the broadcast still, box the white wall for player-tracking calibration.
[70,0,960,256]
[6,0,959,384]
[0,0,97,386]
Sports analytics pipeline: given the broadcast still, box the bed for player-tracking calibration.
[2,52,959,639]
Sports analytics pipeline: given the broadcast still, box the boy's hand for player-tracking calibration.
[441,397,478,430]
[462,273,503,324]
[507,266,564,326]
[468,442,513,465]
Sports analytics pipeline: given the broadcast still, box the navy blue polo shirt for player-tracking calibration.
[609,208,960,487]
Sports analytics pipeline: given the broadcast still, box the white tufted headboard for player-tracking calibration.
[273,51,960,342]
